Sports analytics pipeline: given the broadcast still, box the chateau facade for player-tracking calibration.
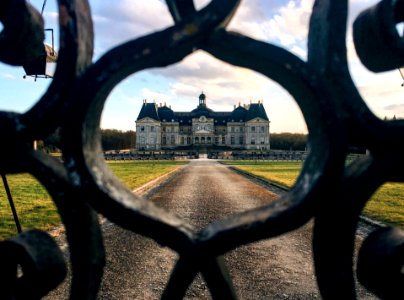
[135,93,270,151]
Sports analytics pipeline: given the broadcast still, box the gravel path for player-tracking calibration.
[46,159,378,299]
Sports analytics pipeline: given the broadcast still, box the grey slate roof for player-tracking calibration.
[158,106,175,122]
[137,102,160,121]
[136,97,269,124]
[245,103,268,121]
[230,106,247,122]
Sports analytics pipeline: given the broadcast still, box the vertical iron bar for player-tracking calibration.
[1,173,22,234]
[201,256,237,299]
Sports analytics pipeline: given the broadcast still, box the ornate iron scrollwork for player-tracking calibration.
[0,0,403,299]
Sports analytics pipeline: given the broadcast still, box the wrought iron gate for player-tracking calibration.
[0,0,403,299]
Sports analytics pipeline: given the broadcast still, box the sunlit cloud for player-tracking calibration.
[141,88,172,103]
[1,0,402,134]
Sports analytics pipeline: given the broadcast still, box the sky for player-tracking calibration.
[0,0,403,134]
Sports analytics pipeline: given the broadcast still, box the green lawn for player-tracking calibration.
[107,160,186,190]
[365,183,404,227]
[1,159,402,239]
[223,160,404,228]
[0,160,186,239]
[0,173,61,239]
[226,161,302,187]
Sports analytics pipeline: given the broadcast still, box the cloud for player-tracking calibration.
[141,88,172,103]
[24,0,402,134]
[384,104,404,112]
[92,0,173,53]
[0,72,17,80]
[152,51,282,108]
[154,51,235,82]
[229,0,313,48]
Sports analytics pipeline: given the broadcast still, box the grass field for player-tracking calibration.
[107,160,186,190]
[1,159,402,239]
[223,160,404,228]
[0,160,186,239]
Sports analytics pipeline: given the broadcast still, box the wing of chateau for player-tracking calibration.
[135,93,270,151]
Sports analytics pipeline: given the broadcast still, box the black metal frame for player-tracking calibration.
[23,28,56,80]
[0,0,403,299]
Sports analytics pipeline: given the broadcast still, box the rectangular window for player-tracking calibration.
[240,127,243,133]
[231,135,235,145]
[150,126,155,132]
[171,135,175,144]
[260,126,265,133]
[239,136,243,144]
[260,137,265,144]
[181,137,184,144]
[251,126,255,132]
[222,137,225,144]
[251,138,255,145]
[215,137,219,144]
[140,126,145,132]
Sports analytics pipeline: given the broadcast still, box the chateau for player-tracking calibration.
[135,93,270,151]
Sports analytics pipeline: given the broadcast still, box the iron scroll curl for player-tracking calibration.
[0,0,404,299]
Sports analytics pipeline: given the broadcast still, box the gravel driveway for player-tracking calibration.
[47,159,377,299]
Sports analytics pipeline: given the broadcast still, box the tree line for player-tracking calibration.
[40,129,308,152]
[99,131,307,151]
[101,129,136,151]
[270,133,307,151]
[39,129,136,152]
